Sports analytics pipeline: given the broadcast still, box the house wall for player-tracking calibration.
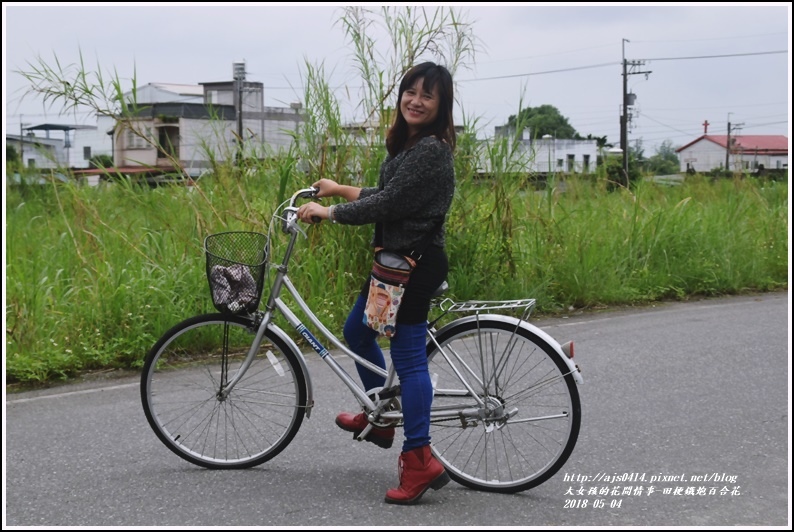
[113,79,305,173]
[7,135,62,169]
[117,111,306,173]
[71,116,115,168]
[177,118,237,170]
[678,138,731,172]
[481,138,599,175]
[257,107,304,153]
[117,120,158,167]
[678,138,789,172]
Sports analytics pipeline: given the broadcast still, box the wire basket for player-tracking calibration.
[204,231,268,315]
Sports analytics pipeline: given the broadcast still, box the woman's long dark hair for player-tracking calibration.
[385,61,456,157]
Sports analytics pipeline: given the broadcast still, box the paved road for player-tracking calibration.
[4,291,790,527]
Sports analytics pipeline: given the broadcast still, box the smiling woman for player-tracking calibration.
[4,3,788,418]
[401,79,440,133]
[296,60,458,505]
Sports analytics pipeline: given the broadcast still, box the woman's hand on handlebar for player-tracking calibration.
[311,179,339,198]
[296,201,329,224]
[311,179,363,202]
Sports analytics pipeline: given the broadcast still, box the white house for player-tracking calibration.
[676,135,788,173]
[491,127,599,175]
[110,65,307,177]
[6,133,63,169]
[71,116,115,167]
[9,121,113,170]
[10,65,306,178]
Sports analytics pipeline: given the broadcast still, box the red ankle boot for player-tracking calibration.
[335,412,394,449]
[384,445,450,505]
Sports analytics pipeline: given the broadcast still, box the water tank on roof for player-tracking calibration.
[233,61,246,81]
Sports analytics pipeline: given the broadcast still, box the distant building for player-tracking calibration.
[112,63,307,177]
[11,63,307,178]
[676,135,788,173]
[7,121,113,170]
[492,127,599,175]
[6,133,63,169]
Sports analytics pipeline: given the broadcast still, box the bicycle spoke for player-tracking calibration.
[427,318,580,492]
[142,315,307,469]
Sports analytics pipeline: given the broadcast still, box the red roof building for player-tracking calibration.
[676,134,788,173]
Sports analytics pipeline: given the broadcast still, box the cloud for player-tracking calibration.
[4,3,790,154]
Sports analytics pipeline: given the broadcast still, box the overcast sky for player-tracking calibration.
[3,2,791,155]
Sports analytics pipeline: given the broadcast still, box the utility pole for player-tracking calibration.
[19,116,25,169]
[619,39,651,187]
[233,61,246,165]
[725,114,744,173]
[724,114,731,171]
[620,40,628,187]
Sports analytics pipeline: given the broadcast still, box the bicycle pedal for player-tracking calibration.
[374,385,401,400]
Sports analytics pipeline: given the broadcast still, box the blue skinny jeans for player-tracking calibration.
[343,295,432,452]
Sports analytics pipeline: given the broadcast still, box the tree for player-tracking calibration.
[88,154,113,169]
[7,144,20,170]
[645,139,680,175]
[505,104,577,139]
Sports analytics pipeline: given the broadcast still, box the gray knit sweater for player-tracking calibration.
[332,136,455,252]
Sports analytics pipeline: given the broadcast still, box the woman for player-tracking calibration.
[297,61,456,505]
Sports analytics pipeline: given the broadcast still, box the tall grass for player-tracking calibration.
[5,172,787,386]
[6,7,788,387]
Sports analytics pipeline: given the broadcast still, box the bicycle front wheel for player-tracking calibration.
[427,316,581,493]
[141,313,307,469]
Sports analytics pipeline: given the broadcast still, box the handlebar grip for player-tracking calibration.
[295,187,319,199]
[311,216,322,224]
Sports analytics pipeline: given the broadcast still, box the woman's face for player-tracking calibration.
[400,77,440,135]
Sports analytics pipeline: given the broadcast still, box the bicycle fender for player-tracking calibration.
[265,322,316,417]
[432,314,583,385]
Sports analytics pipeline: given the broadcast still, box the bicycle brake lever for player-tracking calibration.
[282,207,309,238]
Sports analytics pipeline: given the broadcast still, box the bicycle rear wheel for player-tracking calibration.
[427,316,580,493]
[141,313,307,469]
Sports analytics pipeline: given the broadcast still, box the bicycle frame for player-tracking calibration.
[217,188,393,418]
[218,187,582,427]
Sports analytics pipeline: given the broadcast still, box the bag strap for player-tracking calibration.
[408,218,444,261]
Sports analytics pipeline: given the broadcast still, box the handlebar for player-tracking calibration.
[281,186,322,233]
[290,186,319,206]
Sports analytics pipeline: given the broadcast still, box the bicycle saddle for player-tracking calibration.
[431,280,449,298]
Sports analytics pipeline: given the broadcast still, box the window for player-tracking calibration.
[83,146,91,160]
[583,154,590,173]
[125,126,152,149]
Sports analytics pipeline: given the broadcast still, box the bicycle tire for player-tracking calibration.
[426,316,581,493]
[141,313,307,469]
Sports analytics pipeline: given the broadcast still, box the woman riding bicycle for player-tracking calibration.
[297,61,456,505]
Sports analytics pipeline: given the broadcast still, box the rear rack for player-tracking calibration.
[438,298,536,314]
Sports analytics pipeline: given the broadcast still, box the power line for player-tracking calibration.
[457,62,617,83]
[638,50,786,61]
[631,31,787,44]
[641,101,787,111]
[642,113,717,136]
[476,43,615,64]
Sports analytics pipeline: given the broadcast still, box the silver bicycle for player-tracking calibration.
[140,187,583,493]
